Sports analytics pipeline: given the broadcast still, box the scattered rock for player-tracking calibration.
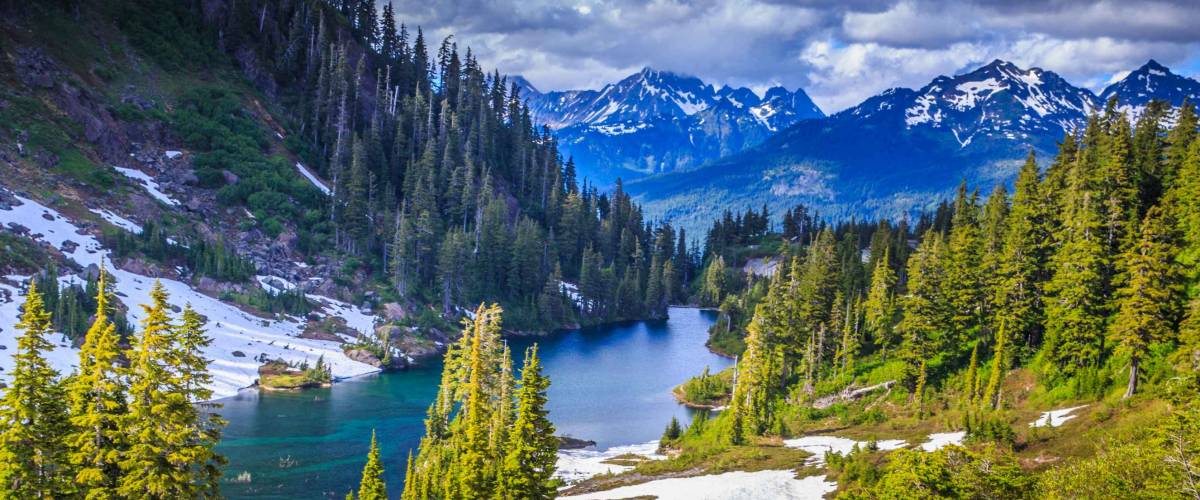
[221,169,239,185]
[232,350,246,358]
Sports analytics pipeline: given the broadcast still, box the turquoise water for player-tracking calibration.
[216,307,727,498]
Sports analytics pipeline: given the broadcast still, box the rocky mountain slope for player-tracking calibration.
[628,59,1200,235]
[518,68,824,186]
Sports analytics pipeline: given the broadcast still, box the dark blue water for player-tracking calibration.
[216,307,726,498]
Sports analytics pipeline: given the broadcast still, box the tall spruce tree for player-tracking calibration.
[1110,206,1180,398]
[0,282,72,498]
[357,430,387,500]
[67,265,127,497]
[497,345,556,500]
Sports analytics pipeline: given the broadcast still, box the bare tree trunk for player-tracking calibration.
[1124,356,1139,399]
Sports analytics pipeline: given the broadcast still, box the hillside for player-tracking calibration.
[0,0,689,396]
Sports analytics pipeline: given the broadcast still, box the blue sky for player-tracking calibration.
[381,0,1200,112]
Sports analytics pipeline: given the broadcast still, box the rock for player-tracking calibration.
[556,436,597,450]
[81,264,102,281]
[60,240,78,253]
[221,169,239,185]
[382,302,407,321]
[14,47,56,88]
[0,345,6,350]
[41,213,55,221]
[232,351,246,358]
[345,348,380,366]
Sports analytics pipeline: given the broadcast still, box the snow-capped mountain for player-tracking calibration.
[854,59,1097,148]
[626,59,1200,238]
[1100,59,1200,119]
[517,68,824,186]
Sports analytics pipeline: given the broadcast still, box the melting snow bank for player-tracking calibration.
[783,435,907,465]
[920,431,966,451]
[0,193,380,399]
[555,441,665,485]
[1030,405,1088,428]
[560,470,837,500]
[113,166,180,206]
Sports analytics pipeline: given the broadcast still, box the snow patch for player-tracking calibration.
[90,208,142,234]
[555,440,665,485]
[919,431,966,452]
[164,150,183,159]
[1030,405,1088,428]
[560,470,836,500]
[114,166,180,206]
[0,193,380,399]
[784,435,907,466]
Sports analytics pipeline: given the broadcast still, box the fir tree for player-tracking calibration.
[864,248,899,357]
[497,345,557,500]
[357,430,387,500]
[119,281,193,498]
[0,282,72,498]
[67,264,127,498]
[1109,206,1180,398]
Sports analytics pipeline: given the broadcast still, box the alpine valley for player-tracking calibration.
[3,1,1200,500]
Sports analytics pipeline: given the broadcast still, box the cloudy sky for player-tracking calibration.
[382,0,1200,112]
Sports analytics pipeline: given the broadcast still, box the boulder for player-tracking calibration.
[382,302,407,321]
[221,169,239,185]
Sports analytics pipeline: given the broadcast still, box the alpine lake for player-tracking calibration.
[216,307,729,498]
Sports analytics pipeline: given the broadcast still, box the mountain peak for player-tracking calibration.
[1141,59,1167,72]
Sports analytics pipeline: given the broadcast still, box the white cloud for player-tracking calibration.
[842,1,977,48]
[798,39,990,111]
[385,0,1200,113]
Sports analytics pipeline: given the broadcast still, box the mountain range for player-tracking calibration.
[618,59,1200,236]
[515,68,824,186]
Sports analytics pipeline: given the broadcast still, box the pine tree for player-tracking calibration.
[67,265,127,498]
[982,321,1008,410]
[497,345,556,500]
[175,305,225,496]
[0,282,72,498]
[864,248,899,357]
[898,231,950,390]
[1109,206,1180,398]
[119,281,192,498]
[963,343,979,406]
[995,152,1050,350]
[357,430,387,500]
[945,180,984,345]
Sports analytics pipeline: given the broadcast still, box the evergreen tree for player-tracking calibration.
[1109,206,1180,398]
[67,265,127,498]
[357,430,387,500]
[175,305,225,496]
[995,152,1050,350]
[119,281,194,498]
[0,282,72,498]
[497,345,557,500]
[864,248,899,357]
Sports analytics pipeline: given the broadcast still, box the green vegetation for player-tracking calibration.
[580,99,1200,498]
[258,357,333,390]
[105,221,257,284]
[33,266,133,342]
[675,366,732,407]
[401,305,558,499]
[0,274,224,496]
